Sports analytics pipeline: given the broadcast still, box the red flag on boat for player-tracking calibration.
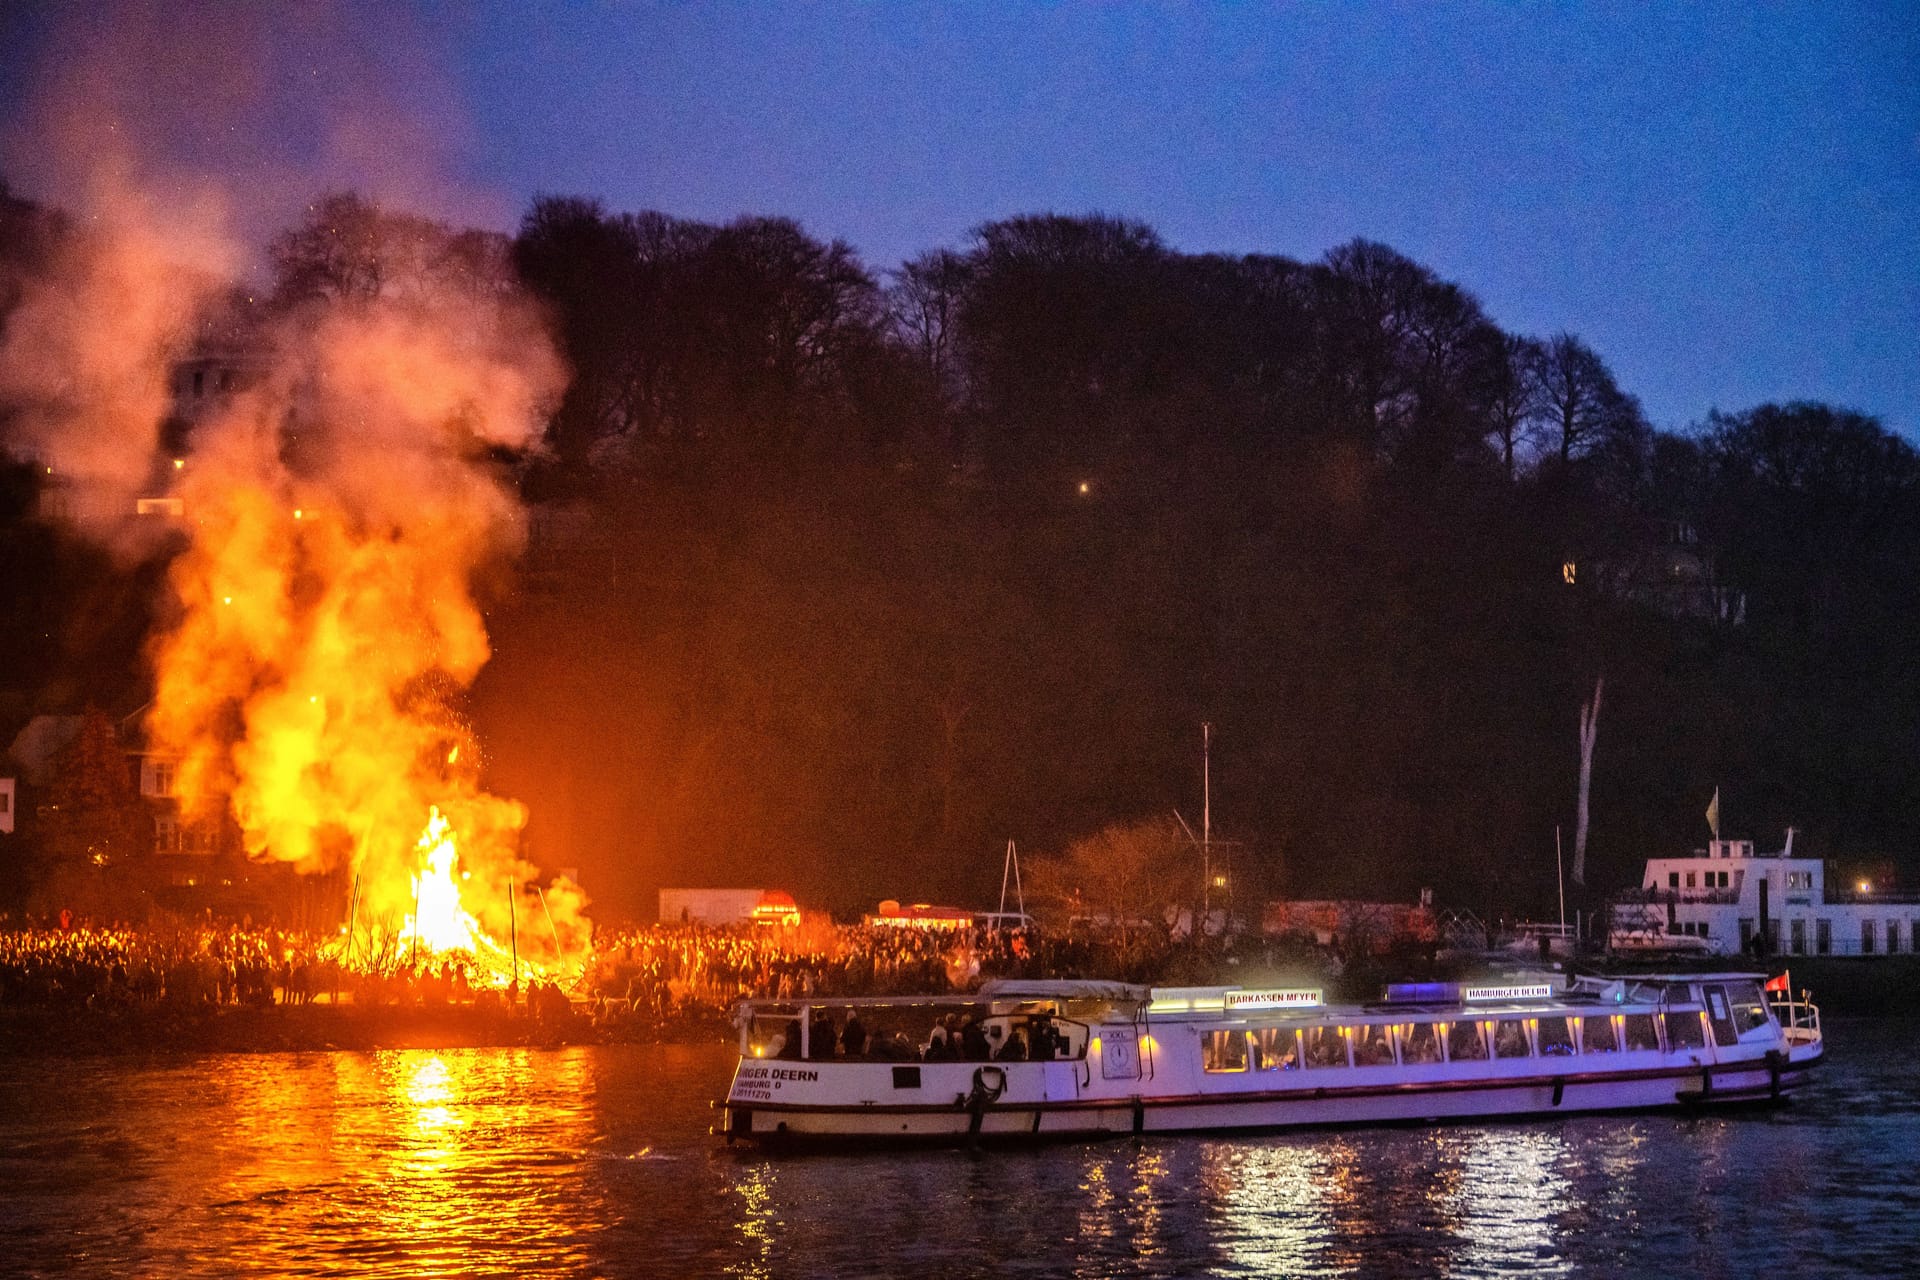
[1763,973,1790,993]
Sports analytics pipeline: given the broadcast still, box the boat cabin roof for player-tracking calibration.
[978,978,1151,1003]
[1587,971,1764,983]
[732,972,1766,1024]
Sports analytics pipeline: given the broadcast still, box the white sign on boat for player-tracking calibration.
[1463,983,1556,1001]
[1223,988,1323,1010]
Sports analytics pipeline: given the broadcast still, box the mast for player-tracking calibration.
[1202,722,1213,928]
[997,839,1026,922]
[1573,676,1602,887]
[1555,825,1567,934]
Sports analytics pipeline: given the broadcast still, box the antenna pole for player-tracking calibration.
[1202,722,1213,929]
[1555,825,1567,934]
[1006,840,1021,921]
[1013,840,1025,918]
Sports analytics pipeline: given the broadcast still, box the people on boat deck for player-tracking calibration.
[950,1016,982,1060]
[839,1012,869,1056]
[922,1014,953,1059]
[772,1008,1090,1063]
[809,1013,838,1059]
[1028,1016,1066,1060]
[1494,1021,1529,1058]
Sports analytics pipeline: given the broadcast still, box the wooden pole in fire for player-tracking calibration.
[536,884,563,957]
[508,881,519,997]
[345,872,361,964]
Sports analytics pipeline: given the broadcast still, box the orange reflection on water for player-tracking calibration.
[156,1049,606,1278]
[360,1049,600,1277]
[400,1054,462,1159]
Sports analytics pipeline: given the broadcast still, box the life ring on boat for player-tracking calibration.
[969,1065,1008,1107]
[961,1065,1008,1140]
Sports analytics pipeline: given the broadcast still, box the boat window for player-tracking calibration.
[1447,1020,1488,1062]
[1020,1015,1079,1061]
[1301,1025,1349,1069]
[1537,1017,1576,1057]
[747,1012,804,1060]
[1401,1022,1442,1065]
[1203,1030,1249,1073]
[1621,1013,1661,1052]
[1491,1019,1531,1059]
[1581,1016,1618,1053]
[1251,1027,1299,1071]
[1664,1010,1707,1051]
[1353,1023,1395,1066]
[1703,986,1739,1047]
[1725,981,1771,1035]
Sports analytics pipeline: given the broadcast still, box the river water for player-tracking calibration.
[0,1018,1913,1278]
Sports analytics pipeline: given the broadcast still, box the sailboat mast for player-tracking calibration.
[1202,722,1212,925]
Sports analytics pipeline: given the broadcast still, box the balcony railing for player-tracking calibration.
[1780,938,1920,958]
[1615,887,1740,906]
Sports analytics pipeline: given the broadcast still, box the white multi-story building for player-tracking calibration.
[1614,835,1920,958]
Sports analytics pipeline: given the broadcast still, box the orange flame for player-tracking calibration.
[402,807,481,957]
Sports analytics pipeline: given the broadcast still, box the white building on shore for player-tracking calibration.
[1613,834,1920,958]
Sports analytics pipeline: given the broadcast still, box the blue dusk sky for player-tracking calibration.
[2,1,1915,436]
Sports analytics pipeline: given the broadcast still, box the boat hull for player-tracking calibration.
[721,1052,1819,1147]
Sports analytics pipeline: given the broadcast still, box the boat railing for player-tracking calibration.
[1770,992,1822,1047]
[1613,887,1742,906]
[736,999,1101,1064]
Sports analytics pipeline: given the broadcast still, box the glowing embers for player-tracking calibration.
[400,806,483,957]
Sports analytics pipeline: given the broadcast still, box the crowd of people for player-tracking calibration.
[578,918,1162,1032]
[0,919,581,1016]
[0,922,339,1009]
[0,913,1184,1042]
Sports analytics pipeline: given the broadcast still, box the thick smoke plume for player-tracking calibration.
[1,4,589,967]
[144,245,581,961]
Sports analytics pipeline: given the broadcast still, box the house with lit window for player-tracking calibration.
[1563,519,1745,626]
[116,708,235,876]
[1611,834,1920,958]
[34,291,267,528]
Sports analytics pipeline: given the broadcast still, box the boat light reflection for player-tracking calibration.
[1439,1128,1574,1276]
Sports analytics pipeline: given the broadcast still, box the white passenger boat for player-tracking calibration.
[720,972,1823,1145]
